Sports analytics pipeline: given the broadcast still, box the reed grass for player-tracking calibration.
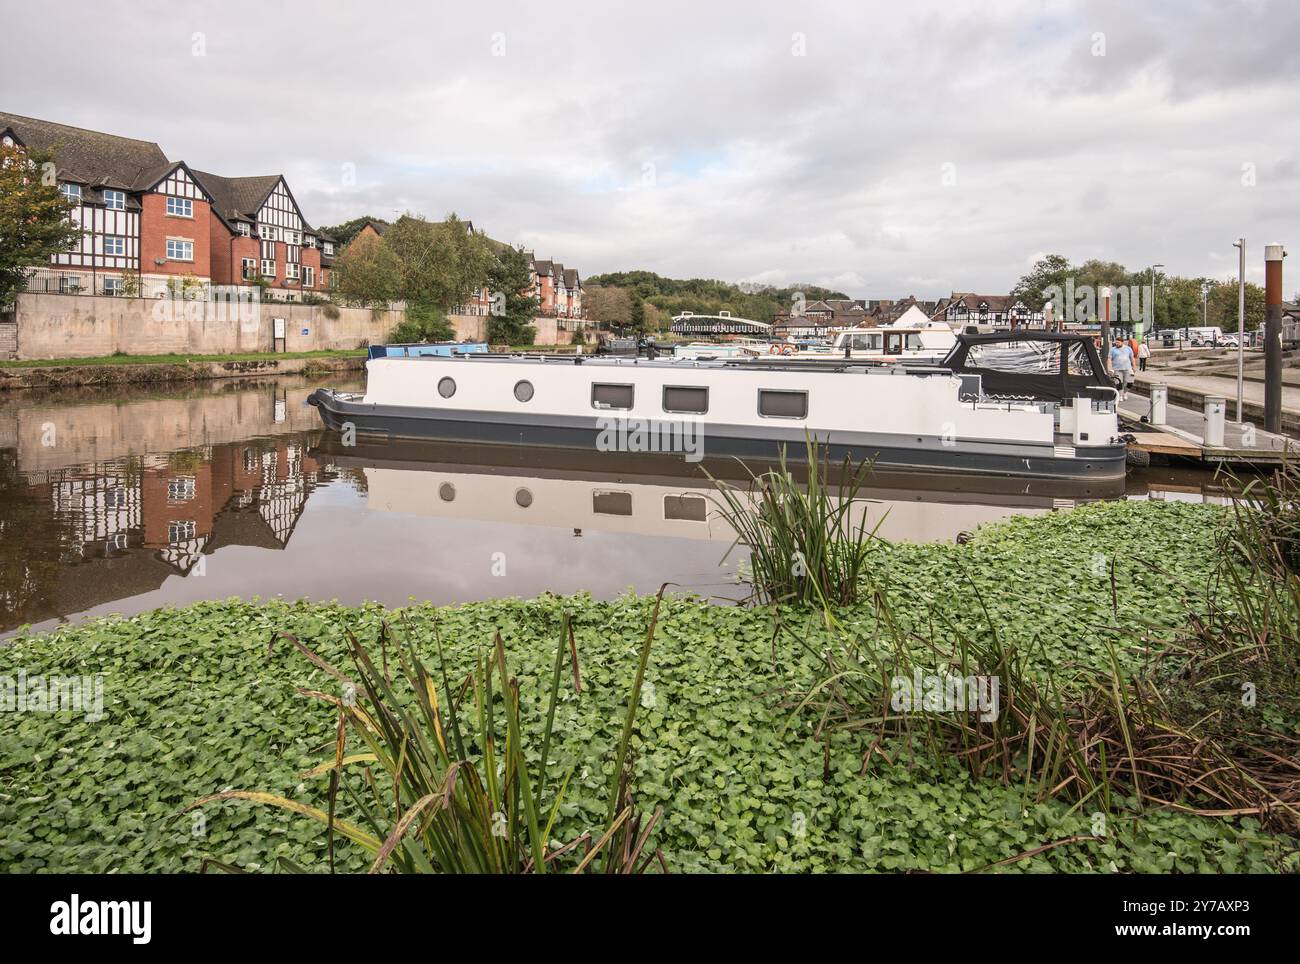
[708,438,881,607]
[738,454,1300,836]
[186,590,669,873]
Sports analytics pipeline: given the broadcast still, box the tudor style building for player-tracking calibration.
[1,111,332,299]
[935,293,1044,329]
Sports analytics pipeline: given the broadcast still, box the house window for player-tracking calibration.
[60,183,82,203]
[260,259,276,277]
[241,258,256,280]
[166,239,194,261]
[663,385,708,414]
[103,276,124,296]
[238,222,251,236]
[103,189,125,210]
[323,242,334,256]
[259,224,277,241]
[165,196,193,218]
[303,236,315,248]
[757,389,808,419]
[302,265,315,287]
[168,520,197,543]
[167,477,196,501]
[285,262,300,280]
[103,235,126,256]
[284,230,300,246]
[591,383,634,410]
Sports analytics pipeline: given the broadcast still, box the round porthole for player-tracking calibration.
[438,482,456,502]
[514,487,534,508]
[513,380,534,402]
[438,377,456,399]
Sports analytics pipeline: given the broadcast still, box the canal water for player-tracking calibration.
[0,373,1235,637]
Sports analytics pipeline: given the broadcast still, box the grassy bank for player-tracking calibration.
[0,349,365,369]
[1,500,1295,873]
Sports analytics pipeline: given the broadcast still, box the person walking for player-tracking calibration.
[1137,338,1150,372]
[1109,340,1135,401]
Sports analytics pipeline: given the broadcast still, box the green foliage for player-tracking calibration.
[585,270,849,327]
[485,245,538,345]
[0,143,80,306]
[333,232,401,306]
[3,501,1295,873]
[709,440,878,607]
[383,214,494,312]
[1011,254,1074,308]
[388,302,453,344]
[190,602,666,873]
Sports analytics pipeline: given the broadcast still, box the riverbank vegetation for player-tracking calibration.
[0,348,365,370]
[4,496,1296,873]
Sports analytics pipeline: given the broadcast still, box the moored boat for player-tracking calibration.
[309,331,1126,481]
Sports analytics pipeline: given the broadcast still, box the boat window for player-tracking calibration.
[758,389,808,419]
[592,490,633,516]
[514,380,534,402]
[964,341,1060,373]
[905,333,922,350]
[437,377,456,399]
[592,383,634,410]
[1066,342,1095,376]
[663,385,708,414]
[438,483,456,502]
[664,494,708,522]
[514,487,533,508]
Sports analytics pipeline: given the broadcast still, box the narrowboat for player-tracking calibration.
[309,331,1126,481]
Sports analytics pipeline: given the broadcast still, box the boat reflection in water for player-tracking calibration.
[0,370,1238,638]
[310,436,1131,548]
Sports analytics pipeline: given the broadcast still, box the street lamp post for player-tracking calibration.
[1149,263,1163,342]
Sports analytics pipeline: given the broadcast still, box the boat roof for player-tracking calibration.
[956,330,1096,343]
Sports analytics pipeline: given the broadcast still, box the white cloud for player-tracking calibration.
[3,0,1296,297]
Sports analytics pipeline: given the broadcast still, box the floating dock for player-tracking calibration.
[1119,393,1296,465]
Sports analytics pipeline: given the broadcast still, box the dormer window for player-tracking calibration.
[238,222,251,237]
[103,189,125,210]
[60,183,82,203]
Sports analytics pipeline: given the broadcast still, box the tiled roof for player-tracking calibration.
[0,111,169,190]
[190,171,282,226]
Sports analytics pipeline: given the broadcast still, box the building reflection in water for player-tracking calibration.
[1,435,341,630]
[0,374,1243,636]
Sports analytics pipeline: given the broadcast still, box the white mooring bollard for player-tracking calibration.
[1203,396,1226,447]
[1149,383,1168,425]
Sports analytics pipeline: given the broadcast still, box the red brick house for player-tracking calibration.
[1,111,332,299]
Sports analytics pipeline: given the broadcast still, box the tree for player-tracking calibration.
[0,143,79,307]
[583,284,633,326]
[1010,254,1073,308]
[1206,280,1265,332]
[485,244,538,345]
[333,231,401,306]
[383,213,495,311]
[629,293,646,333]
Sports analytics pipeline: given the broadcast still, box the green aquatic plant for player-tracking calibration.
[708,438,880,607]
[185,593,668,874]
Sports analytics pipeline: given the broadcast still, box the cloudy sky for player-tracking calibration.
[4,0,1297,297]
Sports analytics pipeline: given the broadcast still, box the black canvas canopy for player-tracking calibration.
[940,331,1113,402]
